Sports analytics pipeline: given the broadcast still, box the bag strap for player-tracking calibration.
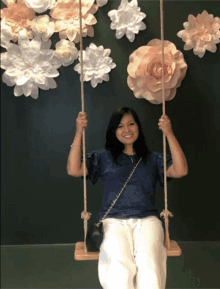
[96,157,142,226]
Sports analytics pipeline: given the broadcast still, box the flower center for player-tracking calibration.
[61,49,71,57]
[148,62,169,79]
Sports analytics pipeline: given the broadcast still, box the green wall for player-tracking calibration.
[1,1,220,245]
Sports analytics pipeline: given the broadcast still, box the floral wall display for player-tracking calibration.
[177,10,220,58]
[0,0,115,98]
[1,0,220,100]
[127,39,188,104]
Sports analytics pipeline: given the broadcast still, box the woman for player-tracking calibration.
[67,107,188,289]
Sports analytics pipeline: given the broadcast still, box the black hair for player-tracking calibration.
[105,107,149,164]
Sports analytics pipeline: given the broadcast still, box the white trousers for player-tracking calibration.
[98,216,167,289]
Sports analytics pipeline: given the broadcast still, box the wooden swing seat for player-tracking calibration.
[74,240,182,260]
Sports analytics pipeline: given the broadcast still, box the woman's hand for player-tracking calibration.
[76,111,88,135]
[158,114,173,137]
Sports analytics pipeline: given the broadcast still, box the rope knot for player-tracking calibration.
[81,210,92,221]
[160,209,174,219]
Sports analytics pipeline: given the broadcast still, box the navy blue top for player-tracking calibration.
[85,148,172,220]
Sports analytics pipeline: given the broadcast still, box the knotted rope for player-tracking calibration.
[159,0,173,250]
[78,0,91,253]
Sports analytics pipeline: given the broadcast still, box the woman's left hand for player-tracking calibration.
[158,115,173,137]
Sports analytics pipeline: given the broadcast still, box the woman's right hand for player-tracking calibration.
[76,111,88,135]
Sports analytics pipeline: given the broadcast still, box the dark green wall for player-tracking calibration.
[1,1,220,245]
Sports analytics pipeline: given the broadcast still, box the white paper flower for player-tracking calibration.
[32,15,55,42]
[108,0,146,42]
[0,21,14,48]
[177,10,220,58]
[1,30,59,99]
[96,0,108,7]
[74,43,116,88]
[25,0,56,13]
[54,39,78,67]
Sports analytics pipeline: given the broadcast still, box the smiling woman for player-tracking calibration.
[67,106,188,289]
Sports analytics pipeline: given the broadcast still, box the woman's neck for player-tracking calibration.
[123,146,135,155]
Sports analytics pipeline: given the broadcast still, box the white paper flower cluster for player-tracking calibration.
[1,30,60,99]
[177,10,220,58]
[0,0,118,98]
[108,0,146,42]
[74,43,116,88]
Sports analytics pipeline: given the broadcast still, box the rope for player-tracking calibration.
[78,0,91,253]
[159,0,173,250]
[77,0,173,253]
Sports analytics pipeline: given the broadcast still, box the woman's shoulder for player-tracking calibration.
[144,151,163,163]
[87,148,111,159]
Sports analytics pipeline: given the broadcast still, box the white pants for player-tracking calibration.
[98,216,167,289]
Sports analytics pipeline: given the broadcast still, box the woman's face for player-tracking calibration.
[116,113,139,148]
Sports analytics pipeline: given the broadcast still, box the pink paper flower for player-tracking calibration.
[0,0,35,42]
[50,0,98,43]
[127,39,187,104]
[177,10,220,58]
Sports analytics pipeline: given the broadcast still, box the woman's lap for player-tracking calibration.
[98,216,167,289]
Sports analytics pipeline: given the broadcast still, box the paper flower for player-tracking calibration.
[32,15,55,42]
[0,0,35,42]
[25,0,56,13]
[0,21,14,48]
[1,30,59,99]
[74,43,116,88]
[54,39,78,66]
[127,39,187,104]
[177,10,220,58]
[50,0,98,43]
[108,0,146,42]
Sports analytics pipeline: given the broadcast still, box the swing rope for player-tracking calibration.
[78,0,173,252]
[78,0,91,253]
[159,0,173,250]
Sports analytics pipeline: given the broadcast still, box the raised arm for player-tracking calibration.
[67,111,88,177]
[158,114,188,178]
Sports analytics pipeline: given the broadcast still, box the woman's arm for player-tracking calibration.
[67,112,88,177]
[158,115,188,178]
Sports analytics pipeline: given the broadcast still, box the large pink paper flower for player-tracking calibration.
[177,10,220,58]
[0,0,35,42]
[50,0,98,43]
[127,39,187,104]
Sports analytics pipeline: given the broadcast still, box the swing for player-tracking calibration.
[74,0,182,261]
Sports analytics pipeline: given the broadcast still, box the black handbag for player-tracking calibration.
[86,222,103,252]
[86,157,142,252]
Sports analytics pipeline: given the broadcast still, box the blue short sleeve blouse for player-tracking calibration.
[84,148,172,219]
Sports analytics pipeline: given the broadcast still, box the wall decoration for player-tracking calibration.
[25,0,56,13]
[32,15,55,41]
[49,0,98,43]
[127,39,187,104]
[74,43,116,88]
[108,0,146,42]
[177,10,220,58]
[1,0,35,42]
[1,30,60,99]
[54,39,79,66]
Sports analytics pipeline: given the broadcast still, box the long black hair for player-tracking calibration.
[105,107,149,164]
